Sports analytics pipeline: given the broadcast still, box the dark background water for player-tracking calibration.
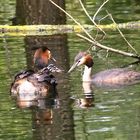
[0,0,140,140]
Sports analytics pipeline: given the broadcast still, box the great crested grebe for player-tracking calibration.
[10,47,62,107]
[68,52,140,87]
[33,47,55,70]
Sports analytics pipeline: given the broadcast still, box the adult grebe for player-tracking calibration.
[10,47,62,107]
[68,52,140,87]
[33,47,56,70]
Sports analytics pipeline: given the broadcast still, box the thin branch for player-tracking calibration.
[49,0,140,60]
[77,33,140,59]
[106,10,138,54]
[49,0,95,41]
[93,0,109,21]
[78,0,106,36]
[99,14,110,22]
[95,14,110,41]
[121,60,140,68]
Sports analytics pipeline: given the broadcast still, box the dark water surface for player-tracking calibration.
[0,0,140,140]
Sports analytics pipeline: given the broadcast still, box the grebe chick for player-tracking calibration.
[68,52,140,87]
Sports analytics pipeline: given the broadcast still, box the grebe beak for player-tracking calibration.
[68,61,79,73]
[51,56,56,62]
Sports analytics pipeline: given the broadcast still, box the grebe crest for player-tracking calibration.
[33,47,56,70]
[68,52,93,73]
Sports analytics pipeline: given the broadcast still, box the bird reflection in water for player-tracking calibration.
[31,97,60,126]
[72,81,95,108]
[33,108,53,125]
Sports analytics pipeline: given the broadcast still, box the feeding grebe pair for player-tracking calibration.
[68,52,140,87]
[10,47,62,107]
[11,48,140,106]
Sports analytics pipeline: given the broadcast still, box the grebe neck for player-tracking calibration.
[82,65,92,82]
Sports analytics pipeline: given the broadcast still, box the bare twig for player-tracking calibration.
[121,60,140,68]
[77,33,140,59]
[93,0,109,21]
[49,0,140,60]
[95,14,110,41]
[49,0,95,41]
[78,0,106,36]
[106,10,138,54]
[99,14,110,22]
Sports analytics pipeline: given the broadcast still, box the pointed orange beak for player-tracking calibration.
[68,61,79,73]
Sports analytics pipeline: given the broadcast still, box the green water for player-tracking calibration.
[0,0,140,140]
